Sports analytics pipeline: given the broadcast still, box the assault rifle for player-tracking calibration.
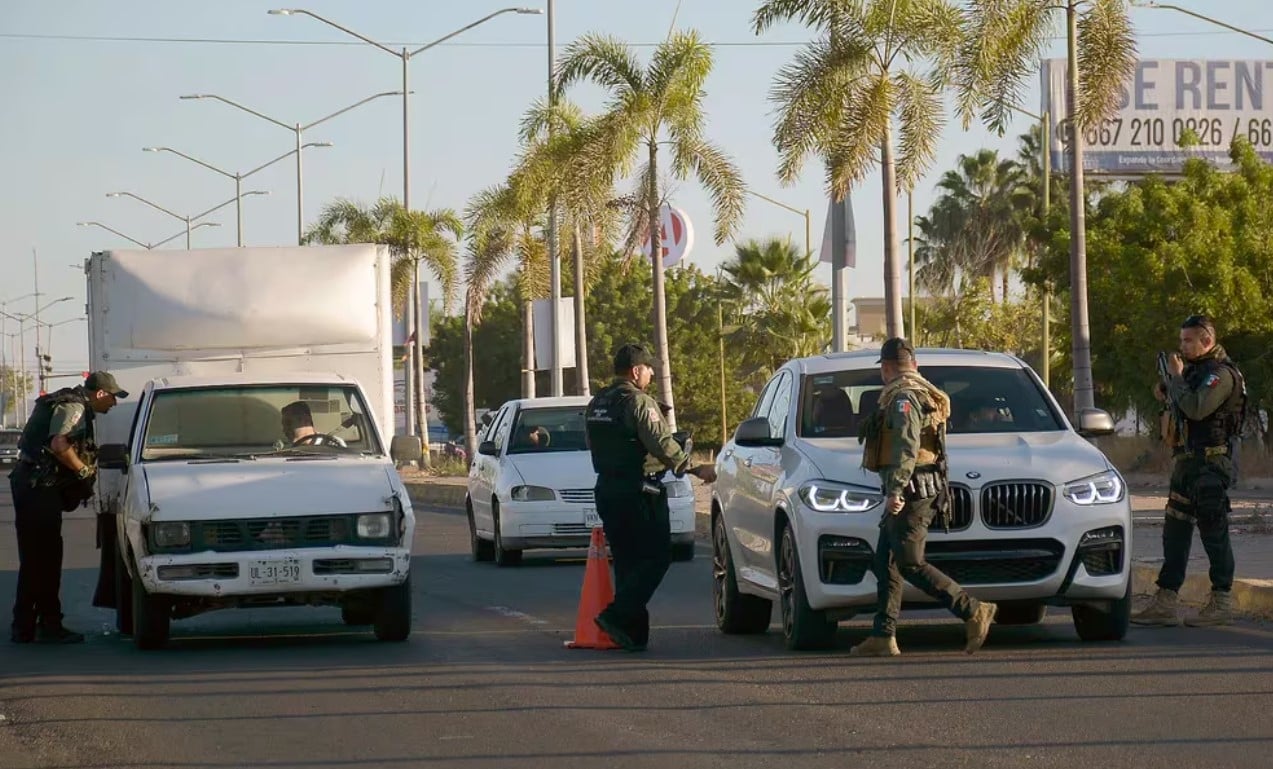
[1157,351,1183,447]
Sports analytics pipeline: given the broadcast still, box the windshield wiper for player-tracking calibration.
[144,452,244,463]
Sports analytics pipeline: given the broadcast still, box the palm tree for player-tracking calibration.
[721,237,831,375]
[464,184,549,407]
[957,0,1136,411]
[305,197,462,310]
[934,150,1032,302]
[555,31,746,429]
[305,197,463,461]
[512,98,620,397]
[754,0,964,340]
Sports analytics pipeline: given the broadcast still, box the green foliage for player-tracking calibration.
[431,251,768,449]
[914,278,1045,371]
[1,365,33,420]
[721,237,831,374]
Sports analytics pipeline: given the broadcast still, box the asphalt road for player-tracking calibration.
[3,484,1273,768]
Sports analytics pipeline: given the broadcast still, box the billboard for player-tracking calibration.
[1042,58,1273,175]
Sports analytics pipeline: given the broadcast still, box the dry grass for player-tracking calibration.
[1093,435,1273,478]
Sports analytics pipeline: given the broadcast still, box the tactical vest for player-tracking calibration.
[18,387,96,476]
[1179,356,1246,451]
[861,388,944,472]
[585,381,647,478]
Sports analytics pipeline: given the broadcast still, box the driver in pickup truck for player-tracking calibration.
[280,401,346,448]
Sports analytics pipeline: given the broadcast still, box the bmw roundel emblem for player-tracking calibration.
[966,471,982,479]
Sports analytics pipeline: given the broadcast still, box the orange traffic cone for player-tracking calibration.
[565,526,619,650]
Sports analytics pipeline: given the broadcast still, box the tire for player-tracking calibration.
[492,503,522,567]
[995,602,1047,626]
[1073,581,1132,642]
[671,542,696,562]
[373,575,412,642]
[114,545,134,636]
[777,524,837,650]
[131,568,171,650]
[468,500,494,562]
[712,514,771,634]
[341,604,375,626]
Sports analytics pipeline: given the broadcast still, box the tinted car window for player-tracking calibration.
[766,373,793,438]
[0,431,18,446]
[799,365,1064,437]
[507,406,587,454]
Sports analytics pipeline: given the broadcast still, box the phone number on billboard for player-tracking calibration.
[1062,117,1273,150]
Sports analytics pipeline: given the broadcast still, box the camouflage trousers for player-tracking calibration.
[1157,453,1235,593]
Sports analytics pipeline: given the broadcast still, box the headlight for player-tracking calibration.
[152,522,190,548]
[510,485,556,502]
[798,482,883,513]
[665,479,694,498]
[357,513,393,539]
[1062,470,1125,505]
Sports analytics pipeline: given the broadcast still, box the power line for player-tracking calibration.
[1,27,1272,47]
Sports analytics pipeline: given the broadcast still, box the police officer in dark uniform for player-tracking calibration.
[9,371,126,644]
[853,338,997,657]
[585,344,716,651]
[1134,315,1246,627]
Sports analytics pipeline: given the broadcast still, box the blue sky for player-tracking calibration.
[3,0,1273,379]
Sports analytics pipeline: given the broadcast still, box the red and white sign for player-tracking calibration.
[640,204,694,268]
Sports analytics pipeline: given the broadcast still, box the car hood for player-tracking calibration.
[138,459,399,520]
[505,451,597,491]
[796,431,1112,487]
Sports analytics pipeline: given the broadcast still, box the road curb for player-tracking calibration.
[403,481,467,509]
[1133,562,1273,619]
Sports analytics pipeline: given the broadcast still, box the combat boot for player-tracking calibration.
[1185,590,1235,627]
[964,602,997,654]
[1130,588,1181,626]
[849,635,901,657]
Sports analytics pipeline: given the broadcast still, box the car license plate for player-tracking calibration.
[583,507,601,528]
[247,558,301,586]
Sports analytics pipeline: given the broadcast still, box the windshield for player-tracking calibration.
[140,384,382,461]
[507,405,587,455]
[799,365,1065,438]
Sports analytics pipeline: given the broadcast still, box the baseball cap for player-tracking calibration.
[876,337,916,363]
[85,371,128,399]
[613,343,656,373]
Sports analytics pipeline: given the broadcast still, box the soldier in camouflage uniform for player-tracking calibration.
[852,338,997,657]
[9,371,126,644]
[584,344,716,651]
[1134,315,1246,628]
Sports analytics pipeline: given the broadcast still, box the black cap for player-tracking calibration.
[613,343,656,374]
[876,337,916,363]
[85,371,128,399]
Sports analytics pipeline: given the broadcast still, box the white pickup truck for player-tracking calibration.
[86,245,420,649]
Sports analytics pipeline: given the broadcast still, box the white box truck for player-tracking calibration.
[85,245,420,649]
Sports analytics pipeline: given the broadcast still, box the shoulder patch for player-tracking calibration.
[896,399,911,415]
[1205,373,1221,388]
[647,406,662,423]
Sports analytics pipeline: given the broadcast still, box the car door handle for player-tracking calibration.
[743,457,753,467]
[721,449,733,460]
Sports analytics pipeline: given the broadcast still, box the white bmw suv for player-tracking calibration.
[711,348,1131,650]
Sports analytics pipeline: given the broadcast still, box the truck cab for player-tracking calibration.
[100,373,419,649]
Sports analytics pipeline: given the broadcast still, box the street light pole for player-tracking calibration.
[271,5,543,450]
[105,191,266,247]
[144,144,330,246]
[77,220,220,250]
[181,92,397,245]
[746,189,812,258]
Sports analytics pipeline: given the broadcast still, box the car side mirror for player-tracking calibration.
[478,440,500,457]
[1076,408,1116,438]
[98,443,129,473]
[390,434,423,463]
[735,417,783,448]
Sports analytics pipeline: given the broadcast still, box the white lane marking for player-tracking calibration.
[486,605,549,626]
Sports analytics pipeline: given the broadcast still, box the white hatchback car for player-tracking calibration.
[711,348,1132,649]
[467,396,697,566]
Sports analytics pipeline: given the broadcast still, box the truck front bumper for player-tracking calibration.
[133,546,412,597]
